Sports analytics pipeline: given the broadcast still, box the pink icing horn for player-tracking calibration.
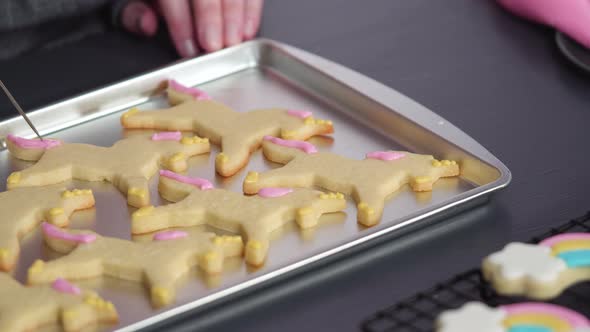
[41,222,97,244]
[52,278,81,295]
[263,136,318,154]
[497,0,590,49]
[366,151,406,161]
[258,187,293,198]
[6,134,62,149]
[159,170,214,190]
[151,131,182,141]
[153,230,189,241]
[168,80,211,101]
[287,110,313,119]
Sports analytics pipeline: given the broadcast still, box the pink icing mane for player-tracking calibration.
[258,187,293,198]
[168,80,211,101]
[153,230,189,241]
[287,110,313,119]
[366,151,406,161]
[42,222,97,244]
[6,134,61,149]
[540,233,590,247]
[151,131,182,141]
[263,136,317,154]
[501,302,590,328]
[52,278,81,295]
[159,170,214,190]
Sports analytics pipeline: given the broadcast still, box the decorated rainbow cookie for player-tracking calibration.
[131,170,347,266]
[243,137,460,226]
[6,132,210,207]
[27,223,243,307]
[483,234,590,299]
[0,272,117,331]
[437,302,590,332]
[0,185,94,271]
[120,80,334,176]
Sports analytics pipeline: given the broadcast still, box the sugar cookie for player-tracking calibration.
[483,234,590,299]
[0,185,94,271]
[28,223,243,307]
[0,272,117,331]
[243,137,460,226]
[437,302,590,332]
[6,132,210,207]
[120,80,334,176]
[131,170,346,266]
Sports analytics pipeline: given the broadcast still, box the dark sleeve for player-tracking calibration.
[0,0,114,30]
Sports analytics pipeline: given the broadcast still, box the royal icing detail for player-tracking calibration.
[159,170,214,190]
[6,134,61,149]
[258,187,294,198]
[151,131,182,141]
[366,151,406,161]
[153,230,189,241]
[42,222,96,244]
[168,80,211,100]
[28,228,242,307]
[484,235,590,299]
[244,141,459,227]
[437,302,590,332]
[263,136,318,154]
[287,110,313,119]
[51,278,81,295]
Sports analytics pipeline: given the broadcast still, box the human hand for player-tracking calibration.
[120,0,264,57]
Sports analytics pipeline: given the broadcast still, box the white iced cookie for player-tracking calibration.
[437,302,590,332]
[6,132,210,207]
[483,234,590,299]
[0,272,117,331]
[120,80,334,176]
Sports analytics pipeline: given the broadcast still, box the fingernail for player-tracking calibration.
[225,23,240,46]
[206,26,222,51]
[244,20,256,38]
[183,39,197,57]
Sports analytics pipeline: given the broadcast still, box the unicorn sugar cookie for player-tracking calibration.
[6,132,210,207]
[120,80,334,176]
[130,170,347,266]
[27,223,243,307]
[243,136,460,226]
[483,233,590,299]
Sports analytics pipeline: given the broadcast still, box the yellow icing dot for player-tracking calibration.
[245,171,259,183]
[326,120,333,126]
[304,117,315,125]
[203,251,218,262]
[28,259,44,275]
[297,207,313,217]
[61,190,74,198]
[7,172,20,185]
[451,160,457,165]
[442,160,451,166]
[0,249,9,260]
[319,193,330,200]
[63,309,77,320]
[151,287,170,304]
[336,192,345,200]
[357,202,375,215]
[82,189,93,195]
[122,108,139,119]
[432,160,442,167]
[281,130,296,139]
[414,176,432,184]
[128,187,146,198]
[169,152,186,162]
[216,153,228,164]
[105,301,115,311]
[181,137,194,145]
[247,240,262,249]
[213,237,224,245]
[49,208,64,216]
[133,206,154,218]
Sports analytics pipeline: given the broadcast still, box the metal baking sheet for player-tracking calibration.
[0,39,510,331]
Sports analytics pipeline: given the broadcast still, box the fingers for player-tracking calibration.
[193,0,224,52]
[243,0,263,39]
[222,0,244,46]
[159,0,199,57]
[120,1,159,37]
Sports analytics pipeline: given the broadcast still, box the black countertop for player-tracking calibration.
[1,1,589,331]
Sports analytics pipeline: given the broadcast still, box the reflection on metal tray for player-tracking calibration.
[361,211,590,332]
[0,39,510,331]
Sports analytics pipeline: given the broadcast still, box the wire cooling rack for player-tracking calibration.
[361,211,590,332]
